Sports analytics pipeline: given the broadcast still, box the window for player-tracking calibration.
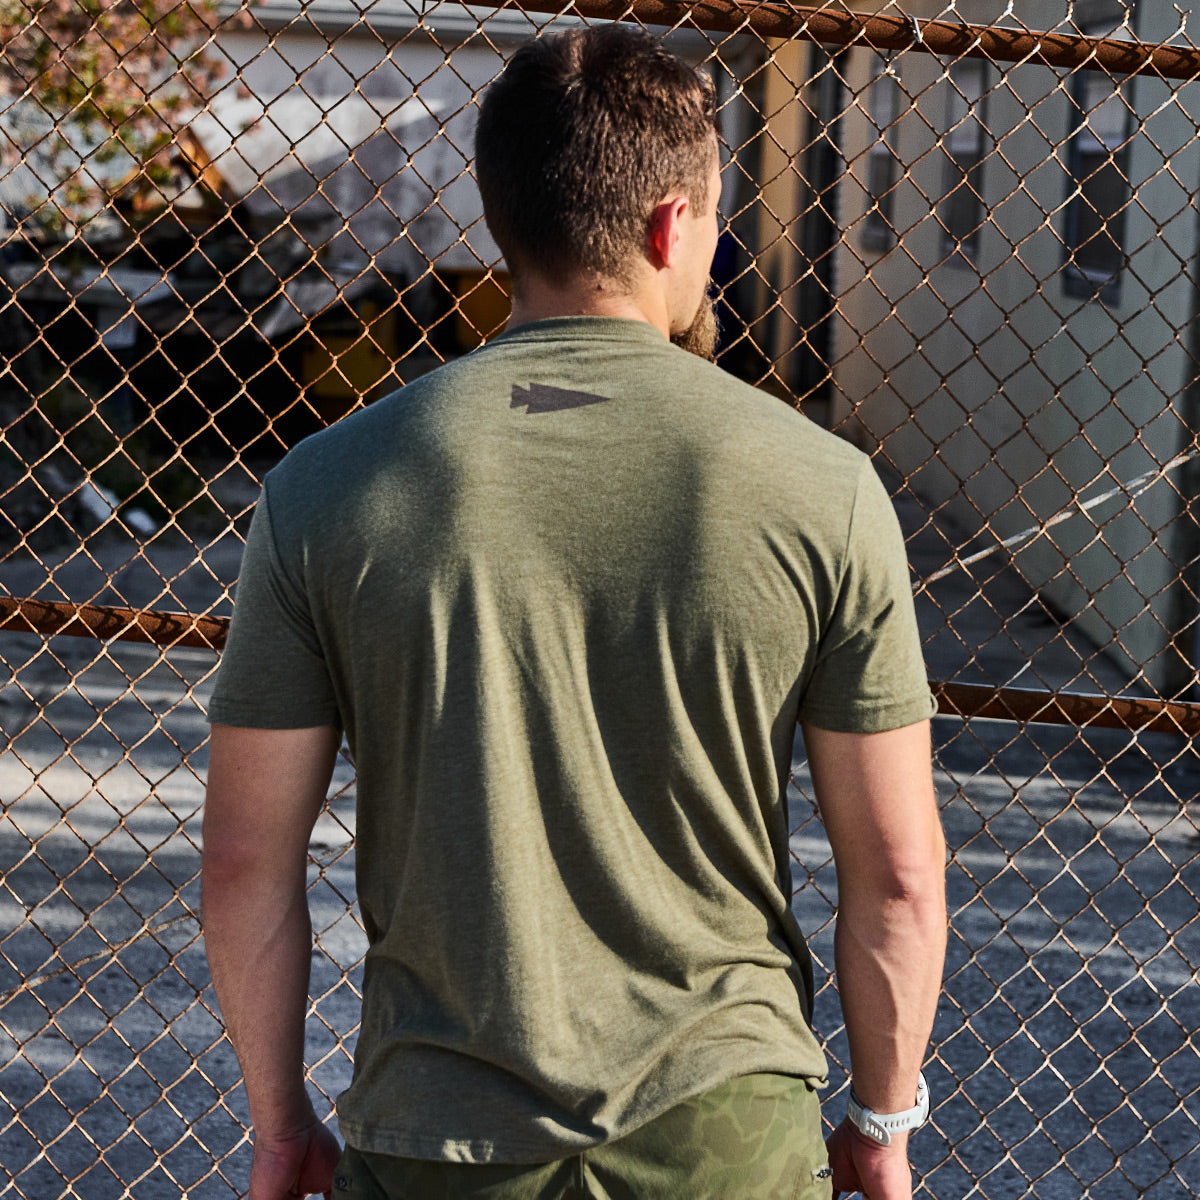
[939,60,988,263]
[863,61,901,249]
[1063,66,1132,301]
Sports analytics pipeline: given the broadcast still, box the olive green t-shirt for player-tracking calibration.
[207,317,934,1164]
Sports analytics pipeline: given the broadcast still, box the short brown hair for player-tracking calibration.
[475,25,716,284]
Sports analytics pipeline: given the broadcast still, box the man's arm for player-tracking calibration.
[202,723,343,1200]
[803,720,947,1200]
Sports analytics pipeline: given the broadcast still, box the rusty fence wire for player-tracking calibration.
[1,0,1199,1195]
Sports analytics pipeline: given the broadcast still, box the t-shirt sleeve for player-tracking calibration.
[206,482,342,729]
[798,462,936,733]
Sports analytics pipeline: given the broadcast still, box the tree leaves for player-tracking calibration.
[0,0,236,237]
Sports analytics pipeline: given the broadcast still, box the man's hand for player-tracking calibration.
[826,1117,912,1200]
[249,1119,342,1200]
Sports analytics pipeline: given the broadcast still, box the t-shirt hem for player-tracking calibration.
[800,688,937,734]
[338,1064,831,1165]
[205,700,342,729]
[338,1123,564,1165]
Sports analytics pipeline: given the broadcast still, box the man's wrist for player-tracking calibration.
[846,1071,930,1146]
[247,1085,319,1141]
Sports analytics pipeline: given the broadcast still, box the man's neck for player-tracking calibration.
[506,271,670,338]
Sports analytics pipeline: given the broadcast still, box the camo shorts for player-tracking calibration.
[331,1073,833,1199]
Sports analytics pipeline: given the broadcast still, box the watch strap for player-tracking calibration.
[846,1071,930,1146]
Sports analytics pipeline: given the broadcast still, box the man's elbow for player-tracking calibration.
[201,789,315,900]
[847,828,947,911]
[201,828,259,894]
[897,823,946,894]
[201,794,267,889]
[869,867,945,920]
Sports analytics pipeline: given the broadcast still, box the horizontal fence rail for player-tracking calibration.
[512,0,1200,79]
[9,596,1200,737]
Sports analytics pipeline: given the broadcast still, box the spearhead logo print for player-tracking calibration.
[511,383,610,413]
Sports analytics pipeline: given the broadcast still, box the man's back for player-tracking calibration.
[211,316,932,1162]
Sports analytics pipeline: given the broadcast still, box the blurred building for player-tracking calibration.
[757,0,1199,695]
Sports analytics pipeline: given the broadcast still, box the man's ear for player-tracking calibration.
[647,194,690,269]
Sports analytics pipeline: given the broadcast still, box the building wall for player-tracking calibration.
[207,18,510,276]
[827,0,1200,693]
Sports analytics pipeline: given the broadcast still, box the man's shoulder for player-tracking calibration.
[665,352,870,470]
[268,364,458,477]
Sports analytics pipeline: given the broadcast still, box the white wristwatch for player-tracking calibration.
[846,1072,930,1146]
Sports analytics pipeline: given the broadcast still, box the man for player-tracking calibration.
[202,24,946,1200]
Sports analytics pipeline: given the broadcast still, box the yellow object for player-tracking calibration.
[451,270,512,350]
[301,299,397,419]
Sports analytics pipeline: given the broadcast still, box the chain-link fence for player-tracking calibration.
[2,1,1198,1196]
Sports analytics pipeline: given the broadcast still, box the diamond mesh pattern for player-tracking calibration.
[2,3,1198,1196]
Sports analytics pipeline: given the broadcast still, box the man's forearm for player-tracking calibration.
[202,724,339,1141]
[203,858,318,1136]
[804,720,947,1111]
[834,864,946,1113]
